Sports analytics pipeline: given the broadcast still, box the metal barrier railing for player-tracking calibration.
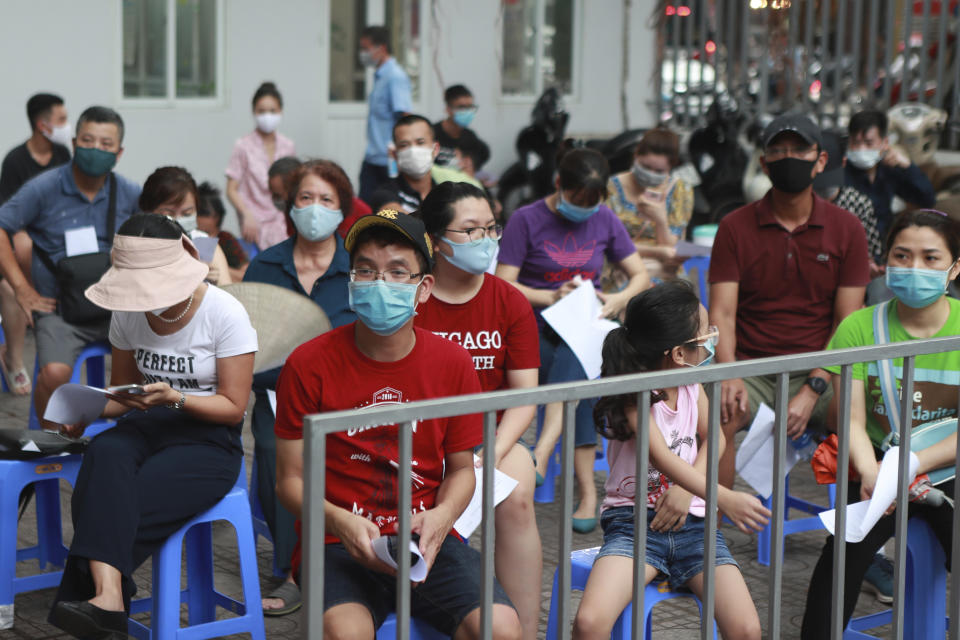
[301,335,960,640]
[656,0,960,142]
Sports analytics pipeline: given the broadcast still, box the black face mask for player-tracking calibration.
[766,157,817,194]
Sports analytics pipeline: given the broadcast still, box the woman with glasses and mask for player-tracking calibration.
[497,144,650,533]
[242,159,356,616]
[605,128,693,282]
[416,181,541,640]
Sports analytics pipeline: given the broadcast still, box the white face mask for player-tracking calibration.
[255,112,282,134]
[846,148,882,170]
[42,121,73,148]
[359,49,376,67]
[396,145,434,178]
[176,214,198,235]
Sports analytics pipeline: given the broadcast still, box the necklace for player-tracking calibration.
[154,292,195,324]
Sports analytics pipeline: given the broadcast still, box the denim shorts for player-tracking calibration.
[322,536,514,635]
[597,506,739,588]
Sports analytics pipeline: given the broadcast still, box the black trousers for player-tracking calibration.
[251,389,297,573]
[49,407,241,615]
[800,478,955,639]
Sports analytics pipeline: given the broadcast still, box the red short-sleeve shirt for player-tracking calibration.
[708,192,870,359]
[274,324,482,545]
[415,274,540,392]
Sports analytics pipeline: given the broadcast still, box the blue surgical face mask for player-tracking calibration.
[682,335,716,367]
[885,263,955,309]
[452,108,476,128]
[74,146,117,177]
[556,194,600,223]
[348,280,420,336]
[290,203,343,242]
[441,236,498,275]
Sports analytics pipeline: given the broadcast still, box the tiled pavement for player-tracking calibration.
[2,335,921,639]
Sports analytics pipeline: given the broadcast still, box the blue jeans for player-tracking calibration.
[538,325,597,447]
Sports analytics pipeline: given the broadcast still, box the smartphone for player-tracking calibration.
[107,384,145,395]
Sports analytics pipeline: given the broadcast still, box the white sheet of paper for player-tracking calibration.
[818,447,919,542]
[64,226,99,257]
[453,456,520,538]
[674,240,712,259]
[22,440,41,453]
[541,279,619,379]
[193,236,219,263]
[267,389,277,417]
[371,536,428,582]
[43,383,110,426]
[735,403,803,498]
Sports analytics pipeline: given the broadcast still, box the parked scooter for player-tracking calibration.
[686,98,750,225]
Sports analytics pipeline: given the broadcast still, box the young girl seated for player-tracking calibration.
[573,281,769,640]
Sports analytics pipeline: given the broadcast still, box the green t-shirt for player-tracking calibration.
[826,297,960,447]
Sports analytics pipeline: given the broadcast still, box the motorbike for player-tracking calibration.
[686,97,751,225]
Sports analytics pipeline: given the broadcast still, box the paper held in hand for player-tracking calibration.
[735,403,807,499]
[371,536,429,582]
[43,383,111,428]
[541,278,619,380]
[453,456,519,538]
[818,447,919,543]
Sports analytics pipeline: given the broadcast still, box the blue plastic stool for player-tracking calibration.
[757,478,836,566]
[0,454,83,629]
[377,613,449,639]
[248,452,285,577]
[127,459,265,640]
[682,256,711,309]
[844,518,949,639]
[28,341,114,436]
[545,546,717,640]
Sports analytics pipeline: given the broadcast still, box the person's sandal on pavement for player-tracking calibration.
[262,581,302,617]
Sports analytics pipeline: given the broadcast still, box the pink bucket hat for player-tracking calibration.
[85,234,209,312]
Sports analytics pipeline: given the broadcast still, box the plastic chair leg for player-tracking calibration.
[184,523,216,625]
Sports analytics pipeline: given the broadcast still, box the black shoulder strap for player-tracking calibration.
[106,172,117,242]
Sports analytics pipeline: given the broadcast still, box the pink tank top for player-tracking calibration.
[601,384,705,517]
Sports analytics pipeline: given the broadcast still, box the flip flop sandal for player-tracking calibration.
[262,581,302,617]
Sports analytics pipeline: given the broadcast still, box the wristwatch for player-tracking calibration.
[805,377,828,396]
[168,391,187,410]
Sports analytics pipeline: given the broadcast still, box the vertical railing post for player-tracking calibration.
[556,400,577,640]
[480,411,497,640]
[830,365,853,640]
[849,0,863,110]
[631,390,651,640]
[933,0,950,110]
[833,0,848,123]
[786,0,800,103]
[804,0,817,115]
[865,0,879,108]
[883,0,896,106]
[702,382,720,640]
[767,372,790,639]
[950,385,960,640]
[820,0,832,127]
[891,356,915,640]
[917,0,932,103]
[302,420,326,640]
[395,421,414,640]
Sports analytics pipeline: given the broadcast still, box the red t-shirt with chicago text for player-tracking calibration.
[274,323,483,549]
[416,273,541,392]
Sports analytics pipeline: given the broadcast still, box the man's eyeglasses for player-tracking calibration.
[444,223,503,243]
[350,268,424,283]
[684,325,719,348]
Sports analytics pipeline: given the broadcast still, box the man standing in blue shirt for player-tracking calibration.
[844,109,936,244]
[0,106,140,427]
[357,25,412,205]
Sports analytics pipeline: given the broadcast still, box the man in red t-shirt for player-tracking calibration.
[708,115,870,489]
[415,181,541,640]
[274,210,521,638]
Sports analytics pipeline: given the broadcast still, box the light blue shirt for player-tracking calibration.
[364,57,413,166]
[0,163,140,297]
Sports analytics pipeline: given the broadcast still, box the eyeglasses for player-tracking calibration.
[444,223,503,243]
[684,325,719,348]
[350,268,424,283]
[765,145,818,160]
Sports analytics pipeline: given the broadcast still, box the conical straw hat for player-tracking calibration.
[222,282,332,374]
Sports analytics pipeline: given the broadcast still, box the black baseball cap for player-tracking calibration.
[762,114,823,149]
[344,210,435,269]
[813,130,845,191]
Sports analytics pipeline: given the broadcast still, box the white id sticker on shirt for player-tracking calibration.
[64,226,99,257]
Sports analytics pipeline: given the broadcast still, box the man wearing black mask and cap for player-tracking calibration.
[708,114,870,490]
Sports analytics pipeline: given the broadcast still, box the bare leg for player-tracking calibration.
[572,445,597,520]
[493,444,542,640]
[86,560,124,612]
[0,279,29,394]
[573,556,657,640]
[533,402,563,477]
[453,603,522,640]
[685,565,762,640]
[36,363,72,430]
[324,602,375,640]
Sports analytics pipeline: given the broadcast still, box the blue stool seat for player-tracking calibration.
[682,255,710,309]
[0,454,83,629]
[127,460,265,640]
[546,546,717,639]
[757,478,836,565]
[377,613,449,639]
[845,518,949,639]
[29,341,115,436]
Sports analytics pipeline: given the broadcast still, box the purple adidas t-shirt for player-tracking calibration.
[499,198,636,294]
